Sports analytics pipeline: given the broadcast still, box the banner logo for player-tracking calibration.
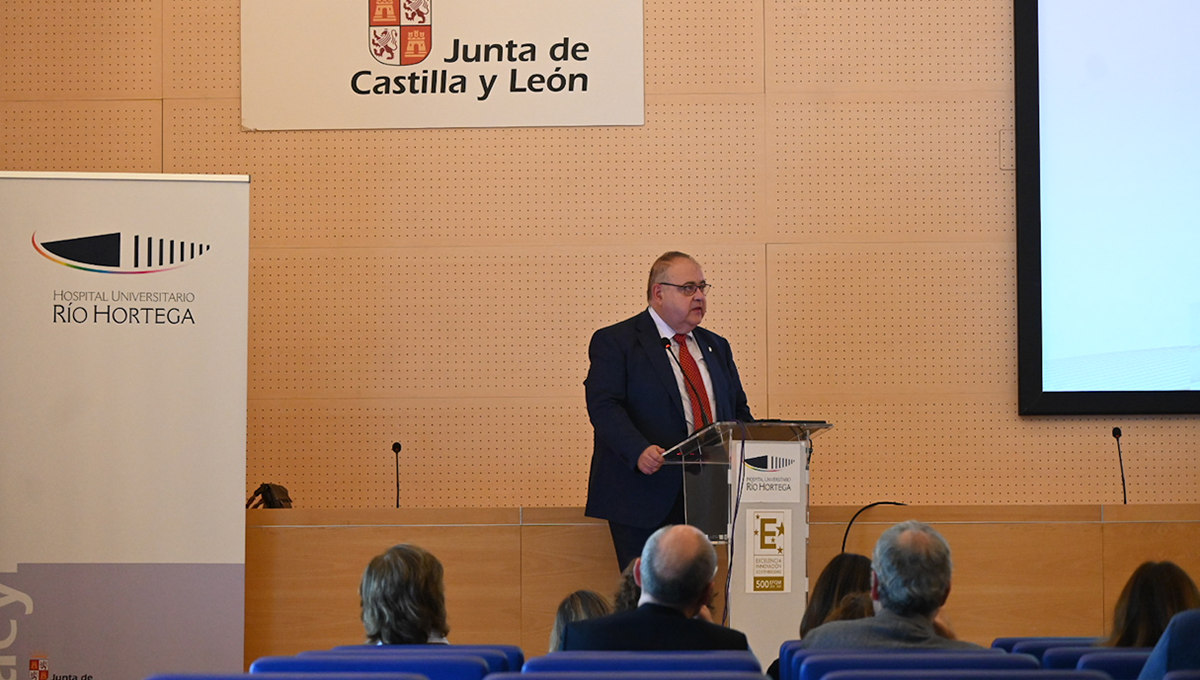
[744,454,797,473]
[32,231,211,275]
[370,0,432,66]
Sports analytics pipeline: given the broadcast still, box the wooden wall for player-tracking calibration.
[3,1,1198,509]
[247,504,1200,665]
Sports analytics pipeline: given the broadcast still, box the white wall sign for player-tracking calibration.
[242,0,645,130]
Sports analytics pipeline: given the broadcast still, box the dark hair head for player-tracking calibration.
[825,591,876,624]
[548,590,612,651]
[646,251,698,302]
[800,552,872,637]
[640,524,717,609]
[872,520,953,618]
[1105,560,1200,647]
[613,560,642,612]
[360,544,449,645]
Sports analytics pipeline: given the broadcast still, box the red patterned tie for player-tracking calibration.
[674,333,713,431]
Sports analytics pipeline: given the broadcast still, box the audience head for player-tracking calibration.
[800,552,873,636]
[1105,560,1200,647]
[548,589,612,651]
[360,543,449,645]
[613,560,642,612]
[826,591,876,624]
[871,520,954,618]
[637,524,718,614]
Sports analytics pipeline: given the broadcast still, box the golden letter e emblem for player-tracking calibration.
[749,510,790,592]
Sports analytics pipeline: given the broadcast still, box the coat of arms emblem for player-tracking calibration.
[369,0,432,66]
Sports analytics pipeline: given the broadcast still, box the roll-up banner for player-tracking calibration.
[0,172,249,680]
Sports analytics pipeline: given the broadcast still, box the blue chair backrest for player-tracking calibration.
[487,672,769,680]
[149,674,428,680]
[1042,647,1104,670]
[1045,647,1153,672]
[1012,641,1105,664]
[788,648,1008,680]
[820,669,1111,680]
[330,644,525,671]
[799,652,1040,680]
[993,639,1099,654]
[1165,672,1200,680]
[1077,650,1153,680]
[522,651,762,673]
[249,654,489,680]
[301,648,509,673]
[778,641,804,680]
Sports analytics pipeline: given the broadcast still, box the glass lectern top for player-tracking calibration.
[661,419,831,464]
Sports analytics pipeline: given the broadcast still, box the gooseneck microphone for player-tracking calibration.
[660,336,711,429]
[1113,427,1127,504]
[392,441,402,509]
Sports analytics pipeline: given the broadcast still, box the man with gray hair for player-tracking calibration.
[559,524,750,651]
[800,520,981,649]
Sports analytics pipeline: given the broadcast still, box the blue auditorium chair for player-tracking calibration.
[787,648,1008,680]
[248,653,489,680]
[1012,640,1105,664]
[820,669,1110,680]
[1077,650,1153,680]
[1140,610,1200,680]
[777,641,804,680]
[798,651,1040,680]
[487,672,769,680]
[331,644,525,671]
[300,648,509,673]
[1044,646,1153,671]
[992,638,1100,653]
[521,650,761,673]
[148,674,428,680]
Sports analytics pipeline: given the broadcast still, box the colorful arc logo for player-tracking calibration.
[32,231,212,274]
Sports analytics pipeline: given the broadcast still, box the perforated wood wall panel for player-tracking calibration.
[1,101,161,172]
[164,98,765,248]
[0,0,162,101]
[766,0,1012,92]
[163,0,240,98]
[4,0,1198,508]
[245,246,765,507]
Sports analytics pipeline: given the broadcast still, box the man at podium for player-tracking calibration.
[583,251,753,569]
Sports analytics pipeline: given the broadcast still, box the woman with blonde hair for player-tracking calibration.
[548,590,611,652]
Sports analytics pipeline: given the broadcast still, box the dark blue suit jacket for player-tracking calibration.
[560,603,750,651]
[583,310,752,528]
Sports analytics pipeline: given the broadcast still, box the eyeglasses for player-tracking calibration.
[660,282,712,295]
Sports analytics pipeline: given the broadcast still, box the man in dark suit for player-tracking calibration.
[560,524,750,651]
[584,252,753,569]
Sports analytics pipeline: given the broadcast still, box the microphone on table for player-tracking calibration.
[1113,427,1127,504]
[392,441,402,509]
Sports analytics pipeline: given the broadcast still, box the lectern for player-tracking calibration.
[662,419,832,660]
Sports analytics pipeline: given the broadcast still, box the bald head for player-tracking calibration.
[638,525,717,611]
[872,520,953,618]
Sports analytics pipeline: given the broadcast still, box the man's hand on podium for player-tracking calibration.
[638,444,667,474]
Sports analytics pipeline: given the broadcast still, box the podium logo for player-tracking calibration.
[32,231,211,274]
[743,454,797,473]
[370,0,432,66]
